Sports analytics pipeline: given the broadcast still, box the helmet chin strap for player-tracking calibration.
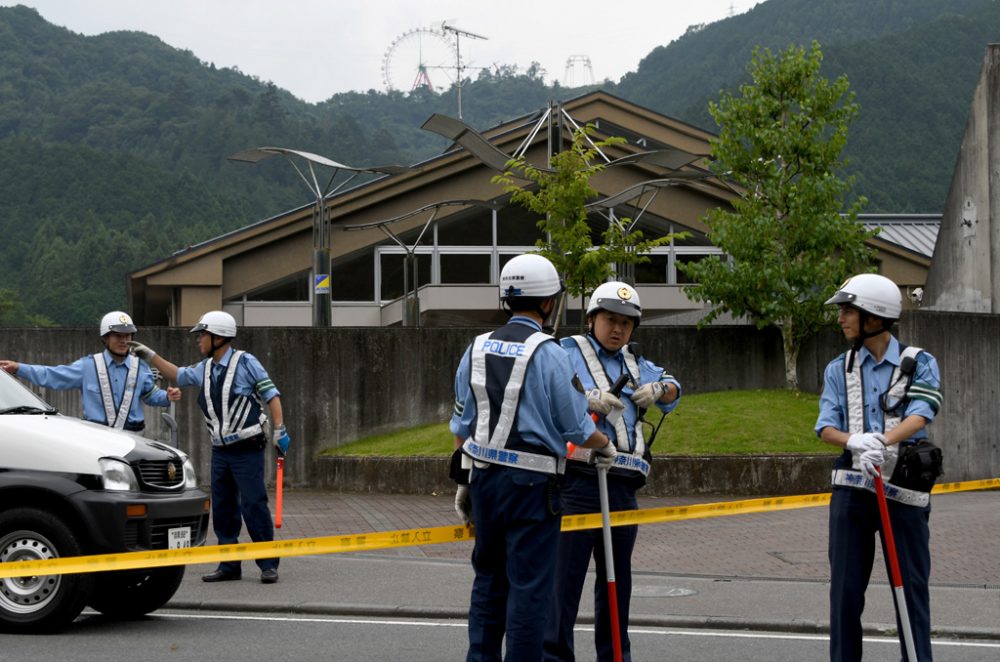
[102,337,128,360]
[847,311,891,372]
[587,328,621,355]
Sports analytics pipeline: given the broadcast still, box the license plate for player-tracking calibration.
[168,526,192,549]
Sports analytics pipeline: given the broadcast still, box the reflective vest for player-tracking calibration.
[836,344,929,507]
[197,350,265,447]
[92,353,139,430]
[564,336,650,478]
[461,323,564,475]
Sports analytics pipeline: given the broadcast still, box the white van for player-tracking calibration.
[0,369,209,632]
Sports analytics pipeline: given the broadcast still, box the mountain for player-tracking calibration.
[0,0,996,324]
[614,0,998,211]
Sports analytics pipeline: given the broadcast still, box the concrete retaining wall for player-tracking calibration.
[1,309,996,491]
[314,454,837,497]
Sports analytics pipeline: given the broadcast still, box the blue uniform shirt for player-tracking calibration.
[16,350,168,426]
[449,316,596,456]
[815,335,941,438]
[561,334,680,451]
[176,347,280,404]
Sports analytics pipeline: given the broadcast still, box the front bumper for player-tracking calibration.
[69,488,210,554]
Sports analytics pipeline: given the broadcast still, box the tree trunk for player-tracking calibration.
[780,319,800,390]
[551,291,567,335]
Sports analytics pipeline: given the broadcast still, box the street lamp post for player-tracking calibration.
[228,147,409,327]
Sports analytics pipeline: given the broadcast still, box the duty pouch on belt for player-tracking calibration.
[890,440,943,492]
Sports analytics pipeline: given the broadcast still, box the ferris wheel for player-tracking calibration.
[382,27,459,93]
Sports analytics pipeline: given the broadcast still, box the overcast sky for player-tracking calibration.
[3,0,759,103]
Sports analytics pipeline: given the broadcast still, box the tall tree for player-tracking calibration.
[493,125,679,330]
[681,41,874,389]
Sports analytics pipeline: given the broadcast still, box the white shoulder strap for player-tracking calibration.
[92,353,138,429]
[470,332,551,449]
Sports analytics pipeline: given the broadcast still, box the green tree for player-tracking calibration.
[680,41,874,389]
[493,125,681,330]
[0,288,52,327]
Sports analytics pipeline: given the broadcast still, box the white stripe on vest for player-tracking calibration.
[462,330,564,475]
[202,350,265,446]
[842,345,926,504]
[93,353,139,430]
[566,335,650,477]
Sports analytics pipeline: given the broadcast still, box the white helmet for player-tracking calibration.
[100,311,137,336]
[825,274,901,320]
[499,254,563,300]
[189,310,237,338]
[587,282,642,323]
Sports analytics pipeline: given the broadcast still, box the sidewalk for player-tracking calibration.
[167,489,1000,640]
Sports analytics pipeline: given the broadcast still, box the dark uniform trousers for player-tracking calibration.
[829,486,931,662]
[467,464,562,662]
[211,437,278,574]
[544,470,639,662]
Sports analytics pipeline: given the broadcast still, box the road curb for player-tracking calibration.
[165,600,1000,642]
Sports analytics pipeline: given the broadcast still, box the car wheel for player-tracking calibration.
[88,566,185,619]
[0,508,93,633]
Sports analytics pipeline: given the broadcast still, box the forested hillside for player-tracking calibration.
[0,0,996,325]
[616,0,998,211]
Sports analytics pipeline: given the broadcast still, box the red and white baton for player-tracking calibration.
[275,456,284,529]
[873,468,918,661]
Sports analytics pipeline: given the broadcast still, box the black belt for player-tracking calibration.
[215,434,267,453]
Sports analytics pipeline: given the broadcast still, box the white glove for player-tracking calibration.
[845,433,885,454]
[630,381,665,409]
[454,485,472,526]
[592,441,618,468]
[859,447,885,478]
[127,340,157,362]
[587,388,625,417]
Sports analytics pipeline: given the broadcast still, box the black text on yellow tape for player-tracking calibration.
[2,477,996,579]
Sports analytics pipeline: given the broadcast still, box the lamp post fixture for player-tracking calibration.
[421,108,714,315]
[228,147,409,327]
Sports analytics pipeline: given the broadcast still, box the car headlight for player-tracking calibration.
[99,458,140,491]
[182,457,198,488]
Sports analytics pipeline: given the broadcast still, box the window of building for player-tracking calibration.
[497,205,544,246]
[332,251,376,302]
[240,271,310,302]
[437,208,493,246]
[675,254,710,284]
[379,253,432,301]
[440,253,492,284]
[635,255,669,284]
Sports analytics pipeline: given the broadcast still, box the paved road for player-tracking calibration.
[165,488,1000,640]
[9,610,1000,662]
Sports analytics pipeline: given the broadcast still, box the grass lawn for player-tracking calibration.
[322,389,836,457]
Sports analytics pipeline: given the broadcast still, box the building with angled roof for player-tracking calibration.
[128,91,936,327]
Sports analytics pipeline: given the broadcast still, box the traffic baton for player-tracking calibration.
[565,372,631,662]
[873,467,918,661]
[275,455,284,529]
[592,371,630,662]
[597,463,623,662]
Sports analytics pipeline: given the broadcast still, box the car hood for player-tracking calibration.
[0,414,139,476]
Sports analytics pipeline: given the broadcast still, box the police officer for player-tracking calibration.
[450,254,613,662]
[129,311,290,585]
[816,274,942,662]
[0,311,180,430]
[544,281,680,662]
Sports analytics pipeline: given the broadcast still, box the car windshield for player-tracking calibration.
[0,370,56,413]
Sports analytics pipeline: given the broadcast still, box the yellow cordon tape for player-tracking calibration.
[1,477,997,580]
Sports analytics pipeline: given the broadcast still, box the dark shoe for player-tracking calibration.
[260,568,279,584]
[202,569,241,583]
